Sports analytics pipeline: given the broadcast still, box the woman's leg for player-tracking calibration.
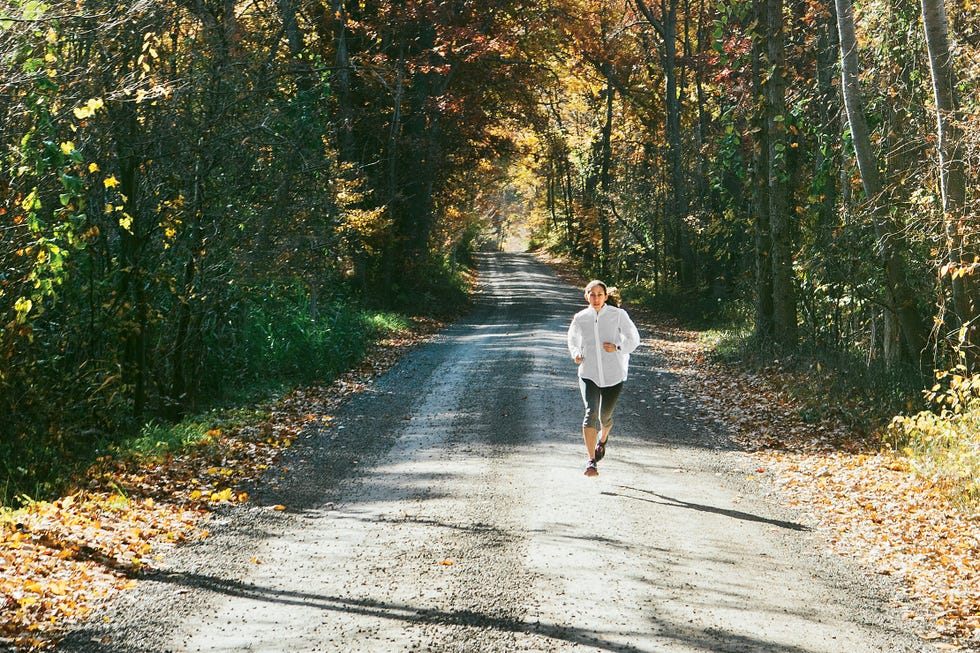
[579,378,601,461]
[597,382,624,444]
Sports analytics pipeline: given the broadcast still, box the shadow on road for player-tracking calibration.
[67,566,830,653]
[604,485,812,532]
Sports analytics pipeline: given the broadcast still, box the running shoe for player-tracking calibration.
[594,438,607,462]
[584,459,598,477]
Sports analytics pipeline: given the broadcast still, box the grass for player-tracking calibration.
[0,297,439,509]
[121,408,270,462]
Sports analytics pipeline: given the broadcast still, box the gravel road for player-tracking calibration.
[60,252,926,653]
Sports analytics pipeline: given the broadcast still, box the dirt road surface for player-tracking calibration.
[61,253,925,652]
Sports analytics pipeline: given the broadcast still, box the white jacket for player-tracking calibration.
[567,304,641,387]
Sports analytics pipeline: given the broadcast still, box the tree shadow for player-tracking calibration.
[605,485,812,532]
[62,565,842,653]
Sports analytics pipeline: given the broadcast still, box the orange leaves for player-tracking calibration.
[0,493,204,649]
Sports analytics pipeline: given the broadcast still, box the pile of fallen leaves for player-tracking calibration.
[646,324,980,651]
[0,316,443,651]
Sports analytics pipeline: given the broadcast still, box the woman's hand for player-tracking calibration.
[602,342,618,352]
[574,356,583,364]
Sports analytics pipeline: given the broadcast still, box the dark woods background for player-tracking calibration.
[1,0,978,503]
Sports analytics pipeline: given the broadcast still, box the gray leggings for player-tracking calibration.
[579,378,624,431]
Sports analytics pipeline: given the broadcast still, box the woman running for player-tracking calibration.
[567,280,641,477]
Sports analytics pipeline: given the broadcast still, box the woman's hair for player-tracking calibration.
[584,280,606,295]
[584,280,620,307]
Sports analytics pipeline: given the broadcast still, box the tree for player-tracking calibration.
[834,0,926,362]
[634,0,698,287]
[921,0,974,360]
[764,0,798,349]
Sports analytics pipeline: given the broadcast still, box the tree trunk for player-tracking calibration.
[584,70,615,277]
[835,0,927,361]
[814,4,839,235]
[114,105,148,419]
[598,73,614,278]
[921,0,973,356]
[330,0,355,163]
[752,0,774,344]
[634,0,694,287]
[765,0,798,349]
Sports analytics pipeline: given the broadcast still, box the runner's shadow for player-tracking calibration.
[604,486,811,532]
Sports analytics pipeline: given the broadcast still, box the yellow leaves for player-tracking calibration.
[13,297,33,323]
[209,488,234,503]
[137,32,160,75]
[207,488,248,504]
[1,491,208,648]
[18,594,38,608]
[73,98,104,120]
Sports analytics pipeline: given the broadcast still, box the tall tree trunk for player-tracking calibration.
[584,71,615,277]
[921,0,973,356]
[635,0,694,287]
[814,2,840,231]
[835,0,927,361]
[765,0,797,349]
[752,0,774,343]
[598,71,614,278]
[114,104,148,419]
[330,0,355,163]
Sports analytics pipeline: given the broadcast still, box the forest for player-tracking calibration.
[1,0,979,508]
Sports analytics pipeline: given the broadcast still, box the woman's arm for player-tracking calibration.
[618,311,641,354]
[567,317,584,362]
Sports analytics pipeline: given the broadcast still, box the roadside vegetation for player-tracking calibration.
[0,285,465,509]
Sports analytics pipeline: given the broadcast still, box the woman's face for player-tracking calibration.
[586,286,607,311]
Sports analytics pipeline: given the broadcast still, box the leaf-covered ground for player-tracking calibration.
[3,309,979,651]
[0,318,444,651]
[647,325,980,652]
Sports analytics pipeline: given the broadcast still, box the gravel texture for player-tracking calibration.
[59,252,928,653]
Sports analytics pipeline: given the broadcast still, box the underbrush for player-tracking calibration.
[703,324,980,510]
[623,282,747,330]
[705,327,924,435]
[119,408,270,463]
[886,368,980,510]
[0,299,428,509]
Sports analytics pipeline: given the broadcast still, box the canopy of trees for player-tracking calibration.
[522,0,978,370]
[2,0,978,499]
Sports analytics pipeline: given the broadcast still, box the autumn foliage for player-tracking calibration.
[3,0,980,648]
